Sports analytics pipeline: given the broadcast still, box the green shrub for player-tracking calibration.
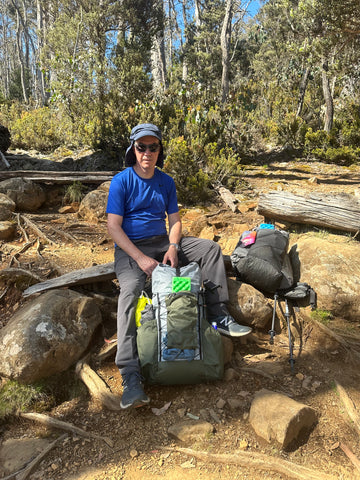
[304,128,332,153]
[339,122,360,147]
[0,380,50,418]
[310,146,360,165]
[310,309,333,325]
[9,107,73,151]
[164,137,211,205]
[276,113,308,148]
[63,181,87,204]
[203,142,243,190]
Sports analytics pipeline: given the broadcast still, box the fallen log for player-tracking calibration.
[0,170,118,184]
[258,191,360,234]
[23,262,116,297]
[215,186,238,212]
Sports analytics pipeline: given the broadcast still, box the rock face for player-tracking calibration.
[0,124,11,153]
[0,177,46,212]
[249,389,317,449]
[0,289,102,383]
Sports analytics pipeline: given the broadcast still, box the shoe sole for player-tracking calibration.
[217,326,252,337]
[120,398,150,410]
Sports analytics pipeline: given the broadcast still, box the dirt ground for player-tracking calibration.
[1,156,360,480]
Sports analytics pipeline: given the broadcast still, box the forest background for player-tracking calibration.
[0,0,359,204]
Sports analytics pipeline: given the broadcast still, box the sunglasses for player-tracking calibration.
[135,142,160,153]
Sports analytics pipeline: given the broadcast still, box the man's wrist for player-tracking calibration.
[169,242,179,251]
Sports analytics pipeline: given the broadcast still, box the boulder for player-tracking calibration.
[0,289,102,383]
[249,389,317,449]
[227,279,273,329]
[0,221,16,240]
[0,193,16,221]
[292,234,360,321]
[78,184,109,223]
[0,178,46,212]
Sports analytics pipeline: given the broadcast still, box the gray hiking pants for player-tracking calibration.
[114,235,229,376]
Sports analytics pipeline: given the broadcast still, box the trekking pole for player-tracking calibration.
[269,293,278,345]
[284,298,295,373]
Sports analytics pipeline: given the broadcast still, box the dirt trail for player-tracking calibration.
[1,158,360,480]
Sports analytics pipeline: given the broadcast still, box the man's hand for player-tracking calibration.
[137,255,160,277]
[162,245,178,268]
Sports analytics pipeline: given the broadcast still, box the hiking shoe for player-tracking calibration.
[212,315,252,337]
[120,371,150,409]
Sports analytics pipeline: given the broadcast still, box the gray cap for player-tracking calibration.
[125,123,164,168]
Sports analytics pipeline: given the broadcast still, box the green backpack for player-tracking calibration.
[136,262,224,385]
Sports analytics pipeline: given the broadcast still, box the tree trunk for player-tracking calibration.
[151,0,167,91]
[151,34,168,91]
[296,67,310,117]
[194,0,202,27]
[15,9,29,103]
[322,60,334,133]
[181,0,189,82]
[220,0,233,103]
[1,4,10,98]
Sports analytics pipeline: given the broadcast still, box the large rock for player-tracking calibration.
[227,279,273,329]
[78,182,110,223]
[0,193,16,221]
[249,389,317,449]
[0,221,16,240]
[0,289,102,383]
[0,178,46,212]
[292,234,360,320]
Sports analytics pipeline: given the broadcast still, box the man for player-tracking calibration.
[106,123,251,409]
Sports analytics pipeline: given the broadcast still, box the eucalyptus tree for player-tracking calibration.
[255,0,360,133]
[39,0,161,146]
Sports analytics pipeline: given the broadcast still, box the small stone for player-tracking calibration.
[130,449,138,458]
[227,398,244,410]
[238,439,249,450]
[216,398,226,409]
[224,367,238,382]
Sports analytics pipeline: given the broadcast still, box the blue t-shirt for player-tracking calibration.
[106,167,179,240]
